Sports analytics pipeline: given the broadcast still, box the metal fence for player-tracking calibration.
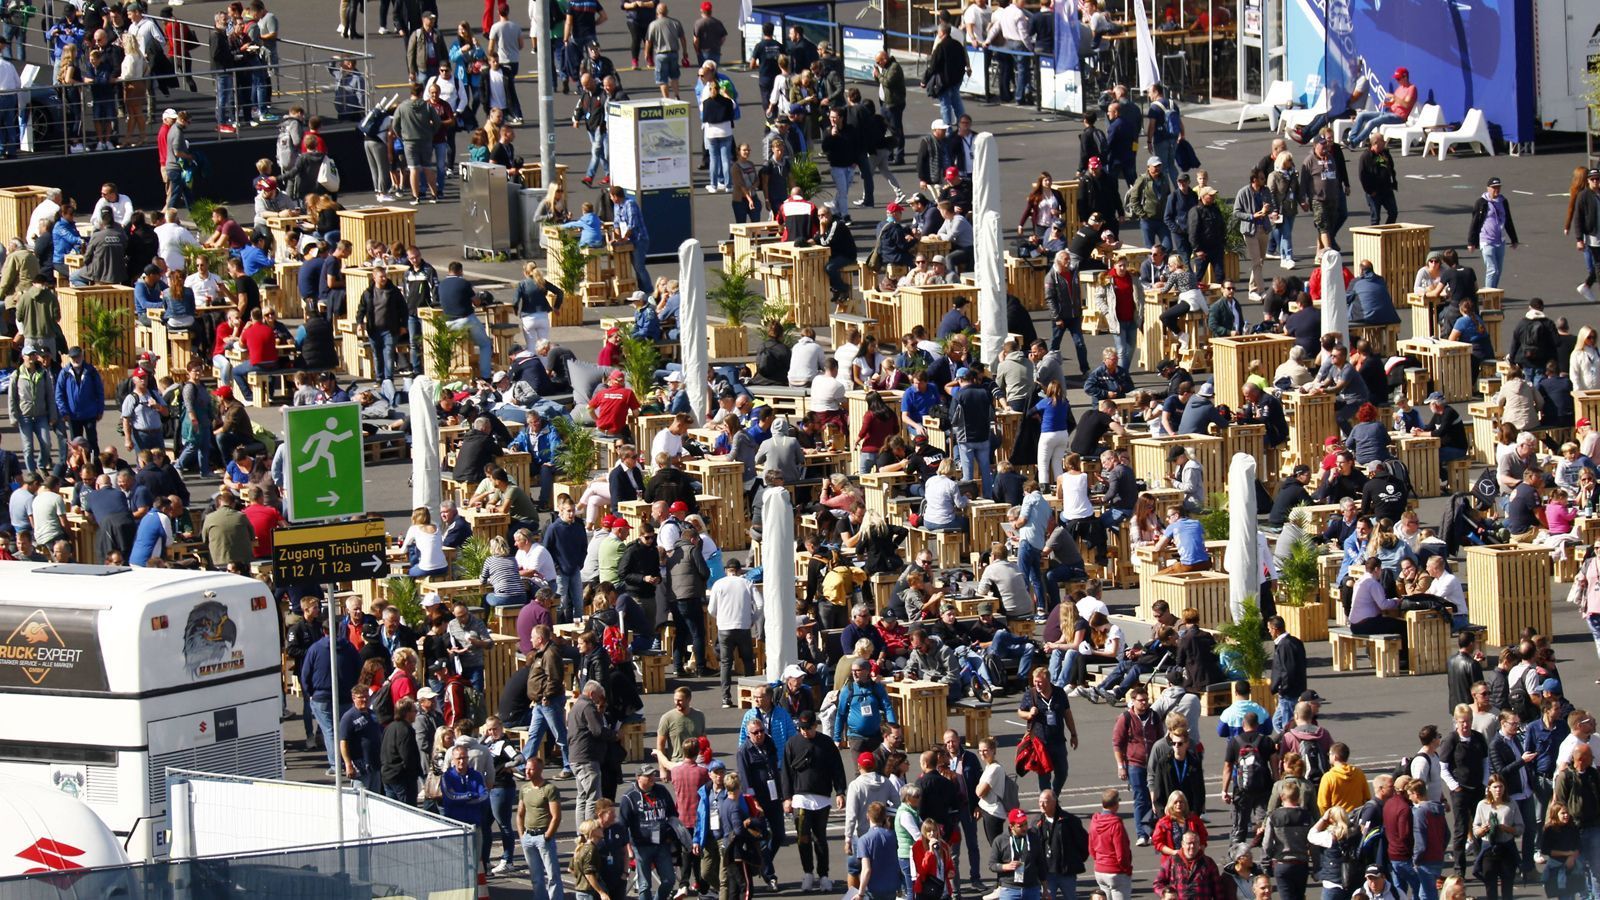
[0,9,371,158]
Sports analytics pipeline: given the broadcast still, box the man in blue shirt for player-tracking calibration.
[899,371,940,437]
[856,801,901,900]
[437,261,494,381]
[630,290,661,339]
[130,494,184,566]
[338,686,385,791]
[833,659,897,752]
[936,295,973,339]
[1151,506,1210,573]
[611,185,651,292]
[1013,483,1052,616]
[132,266,165,326]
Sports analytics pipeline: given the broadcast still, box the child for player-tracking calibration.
[292,370,319,406]
[467,128,490,163]
[571,201,604,248]
[1245,358,1271,394]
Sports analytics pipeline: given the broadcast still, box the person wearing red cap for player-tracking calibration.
[1348,66,1418,145]
[589,370,641,439]
[691,1,725,64]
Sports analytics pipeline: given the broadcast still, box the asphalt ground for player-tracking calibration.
[22,0,1600,894]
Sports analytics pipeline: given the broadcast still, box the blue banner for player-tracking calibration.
[1054,0,1079,72]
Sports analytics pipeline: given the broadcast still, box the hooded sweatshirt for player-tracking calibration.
[1089,810,1133,875]
[844,771,900,846]
[754,417,805,483]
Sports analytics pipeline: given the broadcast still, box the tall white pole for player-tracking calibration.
[534,0,555,175]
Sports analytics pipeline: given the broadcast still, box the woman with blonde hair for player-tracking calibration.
[120,32,149,146]
[1151,790,1207,858]
[514,260,563,347]
[401,507,448,578]
[533,180,570,229]
[1572,326,1600,392]
[1307,805,1359,891]
[390,647,420,703]
[57,45,87,153]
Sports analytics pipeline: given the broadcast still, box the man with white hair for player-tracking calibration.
[566,679,615,825]
[1497,431,1540,493]
[25,188,61,254]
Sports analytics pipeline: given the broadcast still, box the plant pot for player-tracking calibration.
[100,363,126,388]
[1224,250,1241,283]
[553,480,590,506]
[709,324,747,357]
[1249,677,1274,708]
[1278,600,1329,643]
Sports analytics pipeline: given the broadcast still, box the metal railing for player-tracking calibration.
[0,10,371,158]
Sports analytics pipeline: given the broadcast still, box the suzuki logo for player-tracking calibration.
[16,838,86,873]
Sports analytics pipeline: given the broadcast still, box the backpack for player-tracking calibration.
[1298,736,1330,785]
[275,118,302,171]
[1235,739,1269,796]
[1390,753,1415,781]
[602,623,630,665]
[359,105,388,142]
[317,155,342,193]
[1152,100,1181,140]
[1508,674,1538,722]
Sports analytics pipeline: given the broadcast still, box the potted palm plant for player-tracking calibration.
[1276,531,1328,642]
[553,228,588,328]
[424,320,470,387]
[552,416,600,507]
[709,253,761,357]
[77,297,129,383]
[1218,197,1244,283]
[789,152,823,202]
[452,534,491,582]
[1214,596,1273,706]
[620,335,662,411]
[1199,491,1230,541]
[386,576,424,629]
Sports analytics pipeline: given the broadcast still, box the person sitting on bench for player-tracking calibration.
[1347,556,1404,645]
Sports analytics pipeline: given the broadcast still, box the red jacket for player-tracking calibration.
[911,837,955,898]
[589,386,640,433]
[1152,814,1209,859]
[1088,811,1132,875]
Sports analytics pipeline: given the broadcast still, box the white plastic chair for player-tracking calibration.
[1379,103,1444,156]
[1424,108,1494,160]
[1236,80,1294,131]
[1278,88,1330,137]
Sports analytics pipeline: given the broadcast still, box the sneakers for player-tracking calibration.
[378,25,388,33]
[491,861,512,876]
[765,877,779,891]
[509,116,524,125]
[1580,283,1596,303]
[1136,836,1151,847]
[69,143,86,154]
[705,185,718,194]
[375,193,394,202]
[801,874,816,892]
[1280,257,1294,269]
[721,700,734,709]
[218,123,236,135]
[818,878,834,892]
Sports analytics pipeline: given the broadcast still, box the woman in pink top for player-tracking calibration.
[1348,67,1419,144]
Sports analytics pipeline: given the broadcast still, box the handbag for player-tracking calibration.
[924,71,946,98]
[424,770,443,800]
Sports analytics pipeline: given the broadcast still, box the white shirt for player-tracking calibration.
[0,59,18,92]
[1426,571,1466,617]
[1058,471,1094,520]
[91,195,134,229]
[923,474,968,525]
[651,427,685,462]
[960,1,990,44]
[26,198,59,242]
[1557,733,1600,769]
[988,3,1030,45]
[156,222,201,271]
[1076,596,1109,620]
[808,373,846,412]
[707,572,760,630]
[185,271,225,304]
[834,341,861,374]
[787,336,826,386]
[515,543,556,581]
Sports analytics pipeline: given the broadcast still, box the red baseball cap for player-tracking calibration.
[1007,809,1029,825]
[1392,66,1409,80]
[944,166,959,181]
[700,1,712,10]
[1087,156,1102,168]
[669,501,689,515]
[857,752,877,769]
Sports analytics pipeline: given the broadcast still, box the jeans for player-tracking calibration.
[1483,242,1507,289]
[1452,787,1485,873]
[489,785,518,865]
[988,627,1036,675]
[1017,541,1046,613]
[555,570,584,622]
[528,699,571,770]
[308,697,341,772]
[409,313,425,369]
[1389,861,1419,900]
[1117,323,1136,373]
[1139,218,1169,251]
[1051,318,1090,374]
[1152,137,1177,187]
[1000,886,1043,900]
[484,592,526,607]
[522,832,564,900]
[1273,694,1296,734]
[573,762,600,825]
[250,68,271,118]
[1517,792,1539,871]
[938,87,965,131]
[384,780,418,805]
[899,858,915,897]
[432,140,450,195]
[216,72,237,125]
[1128,764,1152,839]
[368,330,398,381]
[631,234,651,290]
[1048,648,1073,689]
[672,598,707,672]
[831,165,855,218]
[885,103,905,160]
[1273,211,1297,260]
[708,135,733,190]
[1366,190,1398,226]
[1349,110,1403,144]
[17,414,50,473]
[448,314,495,380]
[1585,244,1600,288]
[1276,861,1309,900]
[1413,862,1441,900]
[521,312,551,350]
[956,439,993,497]
[717,628,754,702]
[634,842,677,900]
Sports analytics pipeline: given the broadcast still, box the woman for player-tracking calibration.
[307,193,343,243]
[449,22,488,128]
[1471,774,1523,900]
[85,45,115,151]
[120,33,149,146]
[1018,665,1074,794]
[58,45,86,153]
[1540,801,1581,900]
[1018,173,1067,239]
[514,261,563,347]
[1035,381,1074,485]
[1268,752,1313,818]
[479,534,530,607]
[819,205,857,303]
[389,647,420,704]
[766,53,792,122]
[1369,521,1417,576]
[700,79,736,193]
[1307,806,1359,900]
[1057,454,1106,565]
[534,182,572,241]
[730,142,762,224]
[1151,791,1207,859]
[1268,151,1300,267]
[854,391,898,475]
[1448,297,1495,371]
[1347,403,1390,464]
[848,335,881,389]
[1571,326,1600,392]
[1064,611,1123,699]
[912,818,956,900]
[1264,781,1315,900]
[402,507,449,577]
[1564,165,1590,236]
[1148,740,1208,836]
[973,737,1014,846]
[923,458,968,532]
[847,512,907,578]
[1133,493,1164,545]
[571,819,604,900]
[1492,421,1520,467]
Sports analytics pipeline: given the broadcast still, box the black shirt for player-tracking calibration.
[438,275,475,319]
[1506,483,1541,534]
[1068,410,1114,456]
[1360,474,1406,522]
[1268,480,1311,527]
[1428,407,1469,451]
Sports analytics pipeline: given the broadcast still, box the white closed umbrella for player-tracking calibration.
[761,486,798,676]
[1319,248,1347,342]
[1132,0,1159,91]
[973,132,1006,368]
[1223,451,1259,623]
[409,374,441,514]
[678,240,709,424]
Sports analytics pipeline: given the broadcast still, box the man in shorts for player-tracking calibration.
[393,83,441,205]
[643,2,688,98]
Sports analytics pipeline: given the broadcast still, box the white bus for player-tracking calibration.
[0,563,285,861]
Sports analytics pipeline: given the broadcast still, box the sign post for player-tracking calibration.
[281,402,368,844]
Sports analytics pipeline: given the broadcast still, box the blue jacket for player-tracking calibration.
[55,363,104,423]
[51,218,82,265]
[633,305,662,340]
[693,782,732,847]
[542,517,588,575]
[1525,713,1571,780]
[134,280,164,316]
[738,706,796,767]
[834,677,895,740]
[1083,363,1134,402]
[301,635,362,705]
[1346,272,1402,326]
[440,766,488,824]
[574,212,605,247]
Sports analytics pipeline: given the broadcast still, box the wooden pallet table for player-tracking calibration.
[898,283,978,339]
[1138,289,1212,373]
[1217,423,1266,483]
[519,162,569,194]
[1211,333,1294,410]
[483,634,520,713]
[950,703,991,743]
[639,654,669,694]
[1318,552,1345,613]
[1131,433,1224,500]
[1405,609,1451,675]
[861,470,910,518]
[1399,338,1472,403]
[620,721,646,761]
[1148,571,1231,627]
[967,500,1009,552]
[1134,545,1174,618]
[1351,223,1432,309]
[1350,322,1400,358]
[1469,401,1502,464]
[906,526,966,569]
[758,241,829,328]
[619,499,652,536]
[59,284,135,368]
[1396,434,1441,497]
[730,222,782,265]
[0,185,49,247]
[1006,254,1048,311]
[1464,545,1553,647]
[338,206,417,266]
[1329,628,1402,677]
[886,678,950,754]
[1282,391,1336,472]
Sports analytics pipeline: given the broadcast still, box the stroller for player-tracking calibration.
[950,644,1004,703]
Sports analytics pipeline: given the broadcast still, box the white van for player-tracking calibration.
[0,563,285,861]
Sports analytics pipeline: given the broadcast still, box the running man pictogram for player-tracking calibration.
[297,417,354,478]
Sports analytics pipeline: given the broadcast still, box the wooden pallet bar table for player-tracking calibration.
[338,206,417,266]
[1217,423,1266,482]
[1211,333,1294,409]
[1399,338,1473,403]
[1148,571,1231,627]
[1468,401,1502,464]
[886,678,950,754]
[483,634,520,713]
[898,283,979,339]
[1463,545,1553,647]
[758,242,829,328]
[519,162,569,193]
[1405,609,1451,675]
[1282,391,1335,472]
[1575,391,1600,430]
[0,185,49,246]
[1131,433,1224,500]
[1395,434,1441,497]
[730,222,782,264]
[1351,223,1433,309]
[1006,255,1048,311]
[59,284,135,368]
[416,307,480,379]
[1350,322,1400,358]
[1138,288,1212,372]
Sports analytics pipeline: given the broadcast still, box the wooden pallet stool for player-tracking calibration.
[638,653,669,694]
[1329,627,1402,677]
[620,722,646,762]
[950,699,992,742]
[1405,610,1450,676]
[907,526,966,570]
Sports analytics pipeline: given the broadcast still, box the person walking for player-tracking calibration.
[643,2,688,99]
[708,558,758,708]
[1357,132,1398,226]
[526,625,573,776]
[516,756,564,900]
[783,710,847,892]
[1441,703,1492,877]
[381,697,425,805]
[1468,177,1519,290]
[1233,168,1274,299]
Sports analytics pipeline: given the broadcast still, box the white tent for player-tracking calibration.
[1223,452,1259,623]
[409,375,441,514]
[678,240,710,424]
[761,486,798,676]
[972,132,1006,368]
[1319,248,1348,342]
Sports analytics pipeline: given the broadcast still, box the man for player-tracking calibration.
[526,624,572,776]
[568,680,616,825]
[1111,685,1162,848]
[1508,296,1558,385]
[948,366,994,496]
[394,83,442,203]
[1127,155,1170,250]
[1315,742,1371,814]
[708,558,759,708]
[356,266,407,382]
[339,686,385,791]
[835,659,896,752]
[514,756,563,899]
[1440,704,1491,876]
[1446,631,1484,713]
[542,498,587,620]
[620,764,681,900]
[201,490,255,571]
[782,710,846,892]
[1233,169,1273,297]
[1299,136,1348,253]
[1187,186,1227,285]
[873,51,906,164]
[1349,67,1419,144]
[8,349,57,474]
[1084,346,1133,404]
[656,687,707,761]
[923,22,969,129]
[381,697,425,806]
[1222,712,1277,846]
[611,186,652,290]
[856,801,901,900]
[735,715,784,888]
[642,2,688,98]
[1268,615,1307,734]
[1357,132,1398,226]
[1346,260,1401,326]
